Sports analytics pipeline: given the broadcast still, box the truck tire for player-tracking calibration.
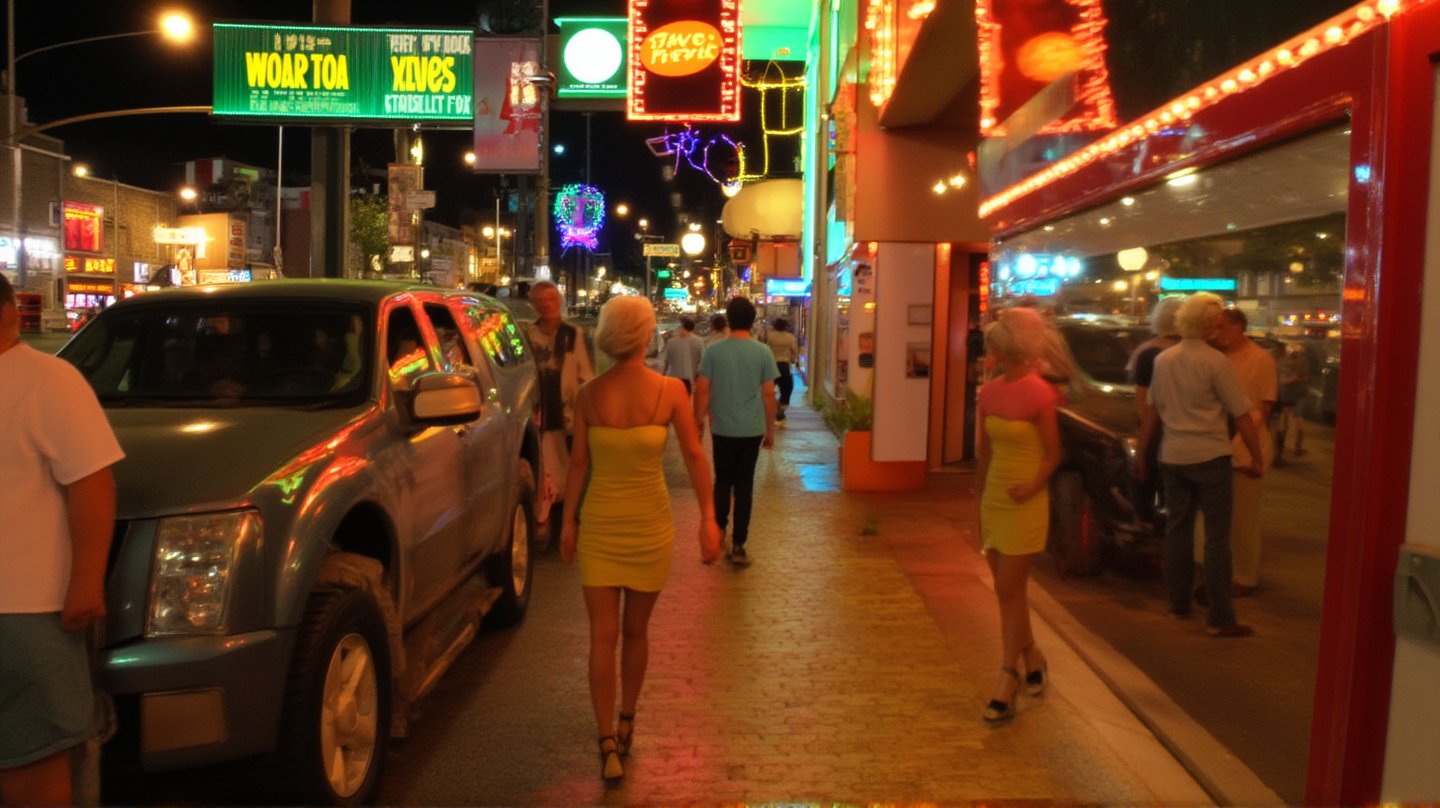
[1048,470,1104,577]
[276,588,391,806]
[486,461,536,627]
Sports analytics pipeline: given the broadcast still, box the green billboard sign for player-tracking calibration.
[555,18,628,98]
[213,24,474,122]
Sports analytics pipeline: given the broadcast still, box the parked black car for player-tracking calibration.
[1046,320,1157,576]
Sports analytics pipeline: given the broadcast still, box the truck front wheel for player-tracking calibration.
[277,588,391,805]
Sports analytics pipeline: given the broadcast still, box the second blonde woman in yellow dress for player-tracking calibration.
[975,307,1062,723]
[560,296,723,783]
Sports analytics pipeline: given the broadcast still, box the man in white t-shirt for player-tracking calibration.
[1195,307,1277,597]
[0,273,124,806]
[662,317,704,394]
[1137,292,1263,638]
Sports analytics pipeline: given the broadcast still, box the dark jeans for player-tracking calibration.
[775,362,793,421]
[1161,456,1237,627]
[712,434,763,546]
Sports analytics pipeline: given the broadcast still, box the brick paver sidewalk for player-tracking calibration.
[522,397,1209,804]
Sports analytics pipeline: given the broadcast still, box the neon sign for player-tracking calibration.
[556,18,628,97]
[553,184,607,251]
[975,0,1119,136]
[627,0,741,122]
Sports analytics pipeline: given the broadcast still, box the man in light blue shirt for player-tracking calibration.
[694,297,779,566]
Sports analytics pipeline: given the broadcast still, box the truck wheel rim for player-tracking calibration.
[511,504,530,597]
[320,632,377,798]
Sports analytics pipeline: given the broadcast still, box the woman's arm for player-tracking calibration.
[975,401,990,499]
[669,378,722,562]
[559,388,591,564]
[1010,404,1061,502]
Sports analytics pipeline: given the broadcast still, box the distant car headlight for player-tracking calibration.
[147,511,261,636]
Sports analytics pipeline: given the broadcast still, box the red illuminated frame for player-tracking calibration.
[62,201,104,253]
[627,0,742,122]
[975,0,1119,136]
[982,2,1433,802]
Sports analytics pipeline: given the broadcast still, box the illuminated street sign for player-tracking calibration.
[765,277,810,297]
[1159,277,1238,292]
[643,242,682,257]
[663,287,689,300]
[213,24,474,122]
[556,18,628,98]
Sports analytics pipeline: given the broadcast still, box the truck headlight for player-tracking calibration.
[147,511,261,637]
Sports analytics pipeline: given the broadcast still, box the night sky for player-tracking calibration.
[5,0,1360,241]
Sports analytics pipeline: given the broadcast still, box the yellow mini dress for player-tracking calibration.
[578,425,675,591]
[980,414,1050,556]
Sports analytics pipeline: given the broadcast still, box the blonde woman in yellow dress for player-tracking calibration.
[975,307,1062,723]
[560,296,723,782]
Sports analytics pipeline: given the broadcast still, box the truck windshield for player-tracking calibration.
[59,303,373,408]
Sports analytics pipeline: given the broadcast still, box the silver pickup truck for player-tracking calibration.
[59,280,541,804]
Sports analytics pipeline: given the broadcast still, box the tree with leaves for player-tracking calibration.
[351,194,389,277]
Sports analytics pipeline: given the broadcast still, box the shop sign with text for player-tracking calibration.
[64,256,115,275]
[556,18,629,98]
[627,0,740,121]
[213,24,473,122]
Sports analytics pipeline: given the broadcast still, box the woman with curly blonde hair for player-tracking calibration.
[560,295,723,782]
[975,306,1062,723]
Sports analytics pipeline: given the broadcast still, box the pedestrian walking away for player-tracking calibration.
[702,312,728,348]
[1137,292,1265,637]
[559,296,723,784]
[766,318,799,427]
[526,280,595,544]
[694,297,779,567]
[0,272,125,807]
[661,316,704,394]
[975,307,1061,724]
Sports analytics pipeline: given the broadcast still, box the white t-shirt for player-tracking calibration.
[0,343,125,613]
[1228,339,1278,469]
[1149,338,1253,466]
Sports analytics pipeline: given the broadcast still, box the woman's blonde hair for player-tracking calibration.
[1175,292,1225,339]
[595,295,656,360]
[985,306,1047,365]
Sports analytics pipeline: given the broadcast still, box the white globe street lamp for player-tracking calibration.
[681,232,706,256]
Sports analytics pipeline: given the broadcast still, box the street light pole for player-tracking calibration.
[8,0,23,288]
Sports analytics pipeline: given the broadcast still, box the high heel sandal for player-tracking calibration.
[617,712,636,756]
[1022,642,1048,697]
[598,735,624,782]
[983,667,1020,724]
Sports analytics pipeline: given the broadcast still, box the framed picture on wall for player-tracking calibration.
[906,343,931,378]
[908,304,932,325]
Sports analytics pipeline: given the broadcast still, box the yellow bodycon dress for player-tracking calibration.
[981,415,1050,556]
[578,425,675,591]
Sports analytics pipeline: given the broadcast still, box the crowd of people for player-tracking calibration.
[0,270,1291,796]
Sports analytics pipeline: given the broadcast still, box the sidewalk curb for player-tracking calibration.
[1028,571,1286,806]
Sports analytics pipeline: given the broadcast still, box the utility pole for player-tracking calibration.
[8,0,25,289]
[311,0,350,278]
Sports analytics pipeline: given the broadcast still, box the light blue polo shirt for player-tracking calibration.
[699,336,780,438]
[1149,338,1253,465]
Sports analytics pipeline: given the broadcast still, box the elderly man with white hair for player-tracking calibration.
[1137,292,1264,637]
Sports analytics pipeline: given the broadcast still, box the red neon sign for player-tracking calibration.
[627,0,741,122]
[62,201,104,253]
[975,0,1119,136]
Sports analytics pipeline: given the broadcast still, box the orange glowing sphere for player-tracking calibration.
[640,21,722,77]
[1015,32,1083,83]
